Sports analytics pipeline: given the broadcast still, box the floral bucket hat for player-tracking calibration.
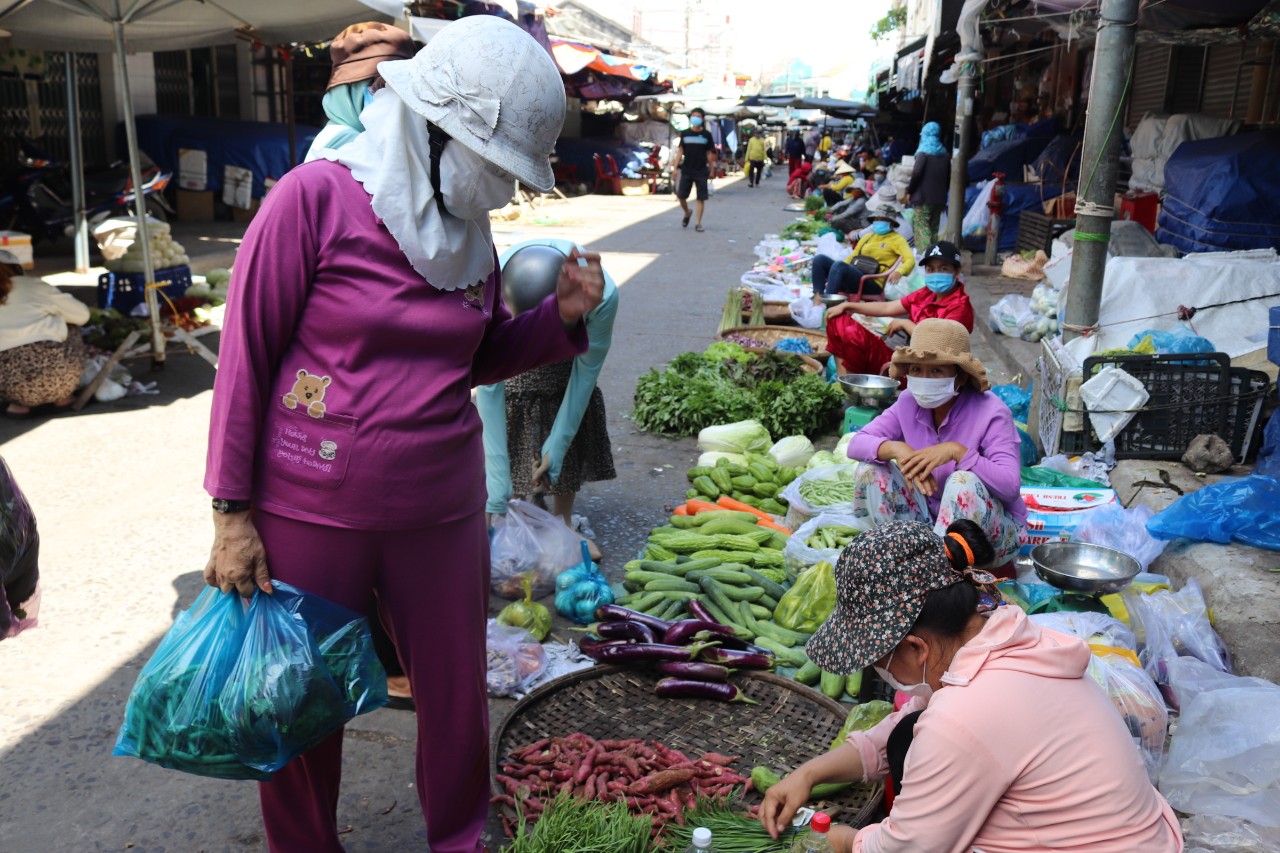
[806,521,961,675]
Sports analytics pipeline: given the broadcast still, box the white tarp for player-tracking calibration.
[1082,250,1280,359]
[1128,113,1241,194]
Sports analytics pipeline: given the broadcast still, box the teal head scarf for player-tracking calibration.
[304,81,373,162]
[916,121,947,157]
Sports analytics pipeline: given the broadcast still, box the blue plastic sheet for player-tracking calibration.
[1154,130,1280,254]
[963,182,1066,251]
[992,383,1032,422]
[1146,475,1280,552]
[1126,329,1216,355]
[1256,389,1280,480]
[114,582,386,779]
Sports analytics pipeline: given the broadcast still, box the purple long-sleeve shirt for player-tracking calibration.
[205,159,587,529]
[846,388,1028,526]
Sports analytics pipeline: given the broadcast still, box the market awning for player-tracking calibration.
[550,40,654,81]
[751,96,877,119]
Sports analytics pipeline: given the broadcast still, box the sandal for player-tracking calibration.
[695,225,705,232]
[682,212,691,228]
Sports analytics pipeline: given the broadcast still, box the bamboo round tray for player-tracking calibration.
[492,665,883,828]
[719,325,831,361]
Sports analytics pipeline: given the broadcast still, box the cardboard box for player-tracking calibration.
[232,198,261,224]
[0,231,33,269]
[1018,486,1118,552]
[619,178,650,196]
[176,190,215,222]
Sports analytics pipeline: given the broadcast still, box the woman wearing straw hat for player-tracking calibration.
[818,160,858,206]
[843,318,1026,566]
[759,521,1183,853]
[204,17,600,852]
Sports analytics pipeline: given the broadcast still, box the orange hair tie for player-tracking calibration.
[946,532,975,568]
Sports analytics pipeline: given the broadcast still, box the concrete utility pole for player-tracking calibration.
[1062,0,1139,341]
[945,59,977,244]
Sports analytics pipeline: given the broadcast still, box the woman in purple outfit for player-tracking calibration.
[202,18,600,853]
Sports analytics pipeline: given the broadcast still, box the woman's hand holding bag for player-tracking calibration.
[205,512,273,598]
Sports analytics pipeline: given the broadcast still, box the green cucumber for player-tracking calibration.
[643,578,701,593]
[755,636,809,668]
[744,568,789,600]
[795,660,822,685]
[820,669,846,700]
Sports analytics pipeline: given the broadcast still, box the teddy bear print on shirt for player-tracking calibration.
[283,369,331,419]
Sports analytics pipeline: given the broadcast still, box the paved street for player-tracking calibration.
[0,172,1020,852]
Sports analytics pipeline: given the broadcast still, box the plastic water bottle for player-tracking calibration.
[789,812,835,852]
[683,826,715,852]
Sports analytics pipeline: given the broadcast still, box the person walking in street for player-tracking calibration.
[478,238,619,562]
[0,249,89,419]
[303,22,416,163]
[904,121,952,251]
[672,107,715,232]
[745,129,767,188]
[202,17,602,853]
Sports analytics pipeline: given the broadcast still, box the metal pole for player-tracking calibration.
[64,52,90,273]
[283,48,297,169]
[944,59,977,244]
[112,16,165,365]
[1062,0,1138,342]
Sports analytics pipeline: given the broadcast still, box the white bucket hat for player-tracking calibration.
[379,16,565,193]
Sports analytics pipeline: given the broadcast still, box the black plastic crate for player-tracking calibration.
[1080,352,1268,463]
[97,265,191,313]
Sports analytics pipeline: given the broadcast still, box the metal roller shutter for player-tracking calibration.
[1127,43,1172,129]
[1200,42,1249,120]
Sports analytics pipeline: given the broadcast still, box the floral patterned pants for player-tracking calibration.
[851,463,1022,565]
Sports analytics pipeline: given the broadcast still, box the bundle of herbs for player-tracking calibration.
[633,346,843,439]
[502,791,651,853]
[659,796,798,851]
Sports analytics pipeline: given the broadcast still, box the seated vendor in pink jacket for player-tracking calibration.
[844,318,1026,567]
[760,521,1184,853]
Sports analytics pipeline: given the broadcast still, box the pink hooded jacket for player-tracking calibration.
[848,607,1182,853]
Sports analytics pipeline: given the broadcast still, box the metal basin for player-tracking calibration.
[1030,542,1141,595]
[818,293,848,308]
[838,373,898,407]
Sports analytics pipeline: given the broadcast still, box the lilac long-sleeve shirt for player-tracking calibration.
[846,388,1028,526]
[205,159,586,530]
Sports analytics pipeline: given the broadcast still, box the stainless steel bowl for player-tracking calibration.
[838,373,899,407]
[818,293,848,308]
[1030,542,1141,595]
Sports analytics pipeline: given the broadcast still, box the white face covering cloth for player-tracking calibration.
[321,89,495,292]
[440,142,515,222]
[875,649,934,702]
[907,375,959,410]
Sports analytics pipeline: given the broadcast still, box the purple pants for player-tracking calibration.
[253,509,490,853]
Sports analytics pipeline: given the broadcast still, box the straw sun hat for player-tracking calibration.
[889,318,990,392]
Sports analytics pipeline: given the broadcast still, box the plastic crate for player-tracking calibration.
[97,265,191,313]
[1079,352,1268,463]
[1037,338,1086,456]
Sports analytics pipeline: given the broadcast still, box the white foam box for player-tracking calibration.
[1018,486,1118,553]
[0,231,34,269]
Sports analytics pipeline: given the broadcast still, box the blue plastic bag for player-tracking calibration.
[1146,475,1280,552]
[1256,388,1280,480]
[992,382,1032,422]
[113,586,259,779]
[219,582,387,775]
[1126,328,1216,356]
[114,582,386,779]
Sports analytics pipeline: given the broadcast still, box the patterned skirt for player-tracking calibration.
[506,359,616,498]
[0,332,85,408]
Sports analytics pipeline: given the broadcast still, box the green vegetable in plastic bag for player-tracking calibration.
[829,700,894,751]
[773,560,836,633]
[498,573,552,641]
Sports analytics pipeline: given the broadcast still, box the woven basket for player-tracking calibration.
[492,666,882,828]
[719,325,831,361]
[741,302,795,325]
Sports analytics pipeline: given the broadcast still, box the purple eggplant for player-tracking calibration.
[655,677,759,704]
[691,630,771,655]
[663,619,736,646]
[687,599,720,625]
[595,620,656,643]
[578,635,631,661]
[594,604,672,635]
[698,645,775,670]
[655,661,732,682]
[595,641,712,665]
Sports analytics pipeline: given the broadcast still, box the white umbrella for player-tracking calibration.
[0,0,393,362]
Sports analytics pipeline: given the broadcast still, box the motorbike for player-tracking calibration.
[0,137,173,243]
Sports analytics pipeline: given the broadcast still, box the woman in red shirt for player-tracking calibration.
[825,241,974,376]
[788,158,813,199]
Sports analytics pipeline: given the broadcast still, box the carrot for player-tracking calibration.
[683,499,722,515]
[673,505,689,516]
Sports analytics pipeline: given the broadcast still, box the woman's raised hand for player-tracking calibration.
[555,248,604,326]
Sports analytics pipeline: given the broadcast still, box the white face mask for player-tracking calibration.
[439,142,515,221]
[907,375,958,410]
[875,648,934,702]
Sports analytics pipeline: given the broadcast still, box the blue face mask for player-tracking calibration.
[925,272,957,293]
[690,116,704,127]
[872,221,891,236]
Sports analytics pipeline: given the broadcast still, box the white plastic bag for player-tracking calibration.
[1087,651,1169,783]
[485,619,547,698]
[1166,655,1276,714]
[1124,578,1231,686]
[962,179,995,239]
[1029,611,1136,651]
[783,512,866,572]
[789,297,826,330]
[1159,682,1280,827]
[779,463,858,530]
[988,294,1034,339]
[815,231,846,261]
[1071,503,1167,571]
[489,500,583,600]
[1182,814,1280,853]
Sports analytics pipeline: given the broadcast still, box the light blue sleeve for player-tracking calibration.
[542,279,619,484]
[476,381,512,515]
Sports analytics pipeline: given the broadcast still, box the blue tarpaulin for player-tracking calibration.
[963,181,1066,252]
[967,117,1060,182]
[1155,130,1280,254]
